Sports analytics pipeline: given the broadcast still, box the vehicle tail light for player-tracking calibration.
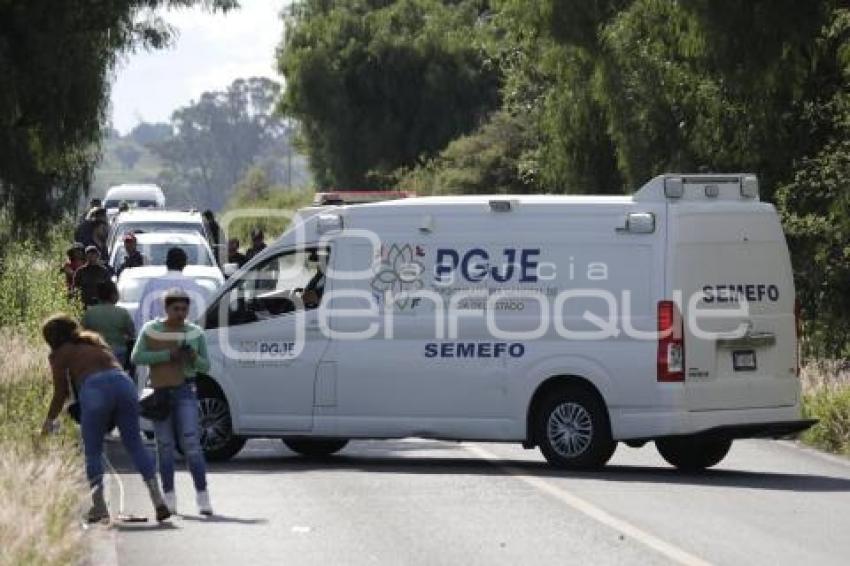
[658,300,685,382]
[794,298,802,377]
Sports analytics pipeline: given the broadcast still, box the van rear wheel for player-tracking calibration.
[534,385,616,470]
[283,439,349,457]
[655,437,732,471]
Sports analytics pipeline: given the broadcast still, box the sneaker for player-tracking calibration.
[163,491,176,514]
[196,491,213,516]
[87,485,109,523]
[155,504,172,523]
[86,504,110,524]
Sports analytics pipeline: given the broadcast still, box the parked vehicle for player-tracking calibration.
[107,209,208,256]
[114,232,223,324]
[189,174,814,469]
[104,184,166,219]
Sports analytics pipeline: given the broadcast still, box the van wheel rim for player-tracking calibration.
[547,402,593,458]
[198,398,230,452]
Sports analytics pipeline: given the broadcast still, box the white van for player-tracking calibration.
[193,174,814,470]
[103,184,166,218]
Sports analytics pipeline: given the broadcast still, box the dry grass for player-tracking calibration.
[0,331,86,566]
[800,360,850,455]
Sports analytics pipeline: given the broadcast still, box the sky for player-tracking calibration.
[109,0,290,134]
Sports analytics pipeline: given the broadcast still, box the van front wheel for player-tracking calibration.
[283,439,348,457]
[534,386,616,470]
[655,437,732,471]
[196,385,246,462]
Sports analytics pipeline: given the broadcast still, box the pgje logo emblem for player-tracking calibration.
[371,243,425,310]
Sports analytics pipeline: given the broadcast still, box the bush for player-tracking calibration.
[0,230,81,338]
[800,361,850,455]
[223,167,314,246]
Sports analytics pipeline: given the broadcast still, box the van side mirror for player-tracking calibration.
[223,263,239,277]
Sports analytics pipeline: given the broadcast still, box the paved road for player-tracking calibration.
[97,438,850,566]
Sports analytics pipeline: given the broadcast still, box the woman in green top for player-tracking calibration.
[130,288,213,516]
[82,281,135,369]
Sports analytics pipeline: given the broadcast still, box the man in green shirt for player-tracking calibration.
[131,288,212,516]
[81,281,135,369]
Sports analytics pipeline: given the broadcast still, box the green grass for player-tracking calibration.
[0,231,87,566]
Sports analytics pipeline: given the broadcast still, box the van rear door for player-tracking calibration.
[669,202,798,411]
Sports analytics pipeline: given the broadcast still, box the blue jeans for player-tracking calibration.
[153,382,208,493]
[79,369,156,488]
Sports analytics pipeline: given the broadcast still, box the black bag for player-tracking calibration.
[139,388,171,421]
[67,374,81,423]
[67,401,81,423]
[66,376,116,432]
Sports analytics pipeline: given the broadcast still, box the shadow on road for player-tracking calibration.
[106,439,850,494]
[180,514,268,525]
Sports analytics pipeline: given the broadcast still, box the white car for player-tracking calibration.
[107,209,210,257]
[113,231,224,323]
[188,173,813,470]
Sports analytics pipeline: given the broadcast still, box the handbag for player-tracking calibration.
[66,374,116,432]
[67,374,81,423]
[139,388,171,421]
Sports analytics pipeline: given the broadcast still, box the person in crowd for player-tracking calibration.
[77,198,102,225]
[75,207,108,249]
[202,210,225,264]
[41,314,170,523]
[131,288,213,516]
[244,228,267,262]
[116,232,144,276]
[91,219,110,260]
[118,200,130,214]
[134,247,211,329]
[227,238,247,268]
[82,281,135,370]
[61,243,86,291]
[73,246,111,308]
[302,250,327,309]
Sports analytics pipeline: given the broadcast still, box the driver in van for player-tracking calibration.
[301,251,326,309]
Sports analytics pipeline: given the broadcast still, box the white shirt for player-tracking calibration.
[134,270,212,329]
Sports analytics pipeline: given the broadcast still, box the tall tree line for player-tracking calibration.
[278,0,850,356]
[0,0,237,233]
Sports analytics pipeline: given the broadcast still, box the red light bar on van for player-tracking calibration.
[658,300,685,382]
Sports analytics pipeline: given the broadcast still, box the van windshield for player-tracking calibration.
[104,199,158,209]
[112,242,214,269]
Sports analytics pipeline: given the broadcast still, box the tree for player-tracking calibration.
[114,144,142,170]
[277,0,502,188]
[0,0,237,234]
[128,122,173,146]
[149,77,302,210]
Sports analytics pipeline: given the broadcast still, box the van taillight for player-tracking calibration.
[794,298,802,377]
[658,300,685,382]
